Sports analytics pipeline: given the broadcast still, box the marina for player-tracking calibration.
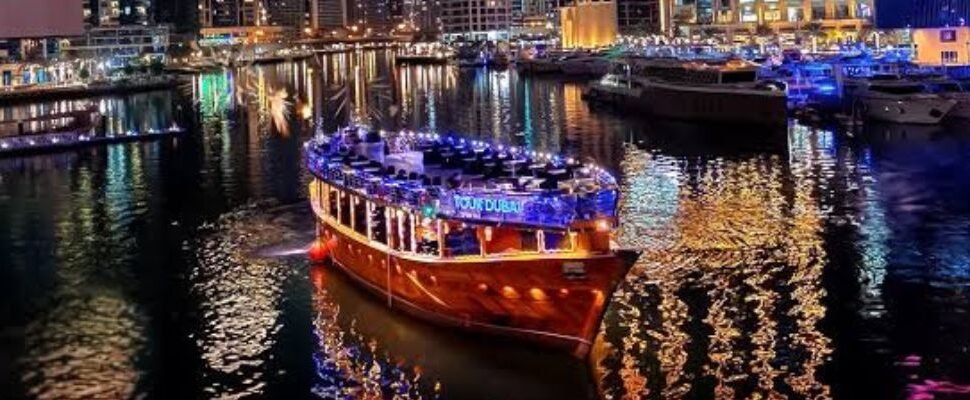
[3,52,970,399]
[6,0,970,397]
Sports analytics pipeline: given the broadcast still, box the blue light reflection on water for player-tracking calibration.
[2,54,970,399]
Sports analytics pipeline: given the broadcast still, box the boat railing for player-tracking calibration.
[306,143,617,228]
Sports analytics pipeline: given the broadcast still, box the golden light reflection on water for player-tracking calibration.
[599,130,832,399]
[189,205,438,399]
[17,145,151,400]
[191,206,290,398]
[309,266,439,399]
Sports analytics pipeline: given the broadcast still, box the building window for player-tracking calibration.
[941,30,958,43]
[942,50,959,64]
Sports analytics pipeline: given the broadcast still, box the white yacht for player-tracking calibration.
[852,79,956,124]
[583,74,644,101]
[922,79,970,119]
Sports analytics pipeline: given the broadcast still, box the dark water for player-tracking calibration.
[2,50,970,399]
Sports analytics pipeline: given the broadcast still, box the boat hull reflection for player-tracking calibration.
[315,215,631,357]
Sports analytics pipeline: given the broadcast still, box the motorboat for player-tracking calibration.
[560,56,610,77]
[849,78,956,124]
[921,79,970,119]
[583,57,788,126]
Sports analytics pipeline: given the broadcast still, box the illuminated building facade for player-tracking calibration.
[912,27,970,65]
[63,25,170,63]
[266,0,307,28]
[83,0,152,27]
[560,0,618,48]
[199,0,267,28]
[661,0,875,35]
[401,0,443,32]
[310,0,350,29]
[617,0,662,34]
[440,0,512,40]
[349,0,394,31]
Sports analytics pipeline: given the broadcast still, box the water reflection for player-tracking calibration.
[8,143,156,399]
[4,53,970,399]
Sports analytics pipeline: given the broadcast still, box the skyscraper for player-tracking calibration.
[401,0,441,31]
[199,0,267,27]
[440,0,512,40]
[265,0,306,28]
[83,0,153,26]
[311,0,350,29]
[349,0,394,30]
[616,0,661,34]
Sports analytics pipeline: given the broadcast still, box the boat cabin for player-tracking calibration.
[307,128,619,260]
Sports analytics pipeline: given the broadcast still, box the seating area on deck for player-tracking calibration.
[321,129,608,196]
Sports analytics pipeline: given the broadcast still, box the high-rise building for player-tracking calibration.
[616,0,661,34]
[401,0,442,31]
[199,0,267,27]
[349,0,394,30]
[84,0,152,26]
[560,0,617,47]
[440,0,512,40]
[265,0,306,28]
[118,0,152,25]
[311,0,350,29]
[662,0,875,35]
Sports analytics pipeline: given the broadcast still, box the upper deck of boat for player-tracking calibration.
[305,127,618,229]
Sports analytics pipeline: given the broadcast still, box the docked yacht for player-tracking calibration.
[516,56,564,74]
[849,79,956,124]
[583,74,643,102]
[922,79,970,119]
[560,56,610,77]
[584,58,788,126]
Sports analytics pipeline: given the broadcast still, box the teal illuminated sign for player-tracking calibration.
[453,195,523,214]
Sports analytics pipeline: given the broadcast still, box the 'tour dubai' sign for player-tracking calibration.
[437,191,579,228]
[452,194,523,214]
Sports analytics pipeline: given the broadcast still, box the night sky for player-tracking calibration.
[876,0,970,28]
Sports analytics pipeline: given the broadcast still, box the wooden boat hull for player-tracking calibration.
[314,211,630,357]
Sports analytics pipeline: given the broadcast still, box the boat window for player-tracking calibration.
[388,210,414,253]
[370,204,388,245]
[328,187,339,218]
[543,231,574,252]
[352,196,367,236]
[928,83,962,93]
[484,226,538,255]
[720,70,757,83]
[443,222,480,257]
[316,182,327,213]
[339,191,351,226]
[415,217,440,256]
[869,84,924,95]
[400,213,414,252]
